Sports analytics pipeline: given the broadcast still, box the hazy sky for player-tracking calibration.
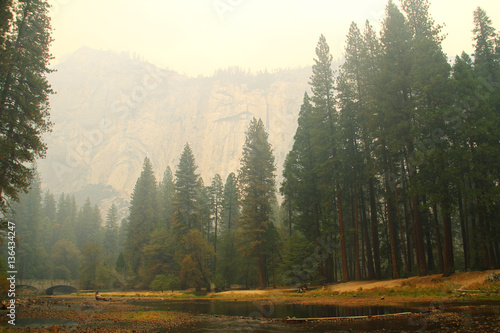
[48,0,500,77]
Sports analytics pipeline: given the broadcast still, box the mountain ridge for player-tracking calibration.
[37,47,314,212]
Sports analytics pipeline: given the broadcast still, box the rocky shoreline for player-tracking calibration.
[3,296,195,332]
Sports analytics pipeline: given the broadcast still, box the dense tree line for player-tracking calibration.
[123,118,278,290]
[3,0,499,291]
[3,174,125,289]
[0,0,53,292]
[2,119,280,291]
[0,0,53,217]
[282,1,500,283]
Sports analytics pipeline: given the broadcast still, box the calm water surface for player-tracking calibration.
[147,299,411,319]
[147,299,414,332]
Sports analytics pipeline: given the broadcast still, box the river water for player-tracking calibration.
[145,299,410,318]
[144,299,413,332]
[11,297,414,332]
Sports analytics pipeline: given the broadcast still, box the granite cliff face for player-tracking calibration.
[37,47,311,209]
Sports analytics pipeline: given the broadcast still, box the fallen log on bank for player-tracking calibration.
[284,311,414,322]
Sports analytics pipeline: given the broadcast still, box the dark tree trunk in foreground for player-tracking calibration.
[369,178,381,279]
[442,204,455,277]
[338,184,349,282]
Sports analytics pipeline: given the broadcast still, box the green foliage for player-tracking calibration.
[142,226,174,283]
[76,198,102,249]
[115,251,126,275]
[159,166,175,229]
[222,172,239,230]
[151,274,180,292]
[103,203,119,260]
[278,231,316,285]
[180,229,213,290]
[5,175,45,279]
[95,263,114,289]
[213,273,227,291]
[79,242,104,289]
[173,144,201,236]
[237,118,277,288]
[0,0,53,213]
[197,178,211,240]
[179,254,203,290]
[51,239,80,279]
[53,265,71,280]
[282,93,320,241]
[217,229,240,286]
[2,172,128,285]
[281,2,500,282]
[4,1,500,291]
[54,194,77,245]
[166,274,181,292]
[283,34,339,283]
[209,175,223,237]
[473,7,499,79]
[150,274,169,291]
[124,157,159,277]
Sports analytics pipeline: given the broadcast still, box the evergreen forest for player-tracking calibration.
[2,1,500,291]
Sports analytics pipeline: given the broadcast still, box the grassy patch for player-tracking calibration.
[99,309,189,321]
[127,311,177,321]
[348,282,461,297]
[467,280,500,292]
[67,274,500,302]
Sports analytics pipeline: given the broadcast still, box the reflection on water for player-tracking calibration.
[16,318,78,328]
[146,299,410,319]
[9,298,412,332]
[176,316,310,332]
[149,299,412,332]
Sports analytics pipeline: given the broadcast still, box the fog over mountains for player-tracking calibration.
[37,47,313,210]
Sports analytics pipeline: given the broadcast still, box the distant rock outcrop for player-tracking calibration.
[38,47,311,210]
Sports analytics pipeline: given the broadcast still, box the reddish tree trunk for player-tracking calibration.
[442,208,455,277]
[383,147,399,279]
[360,188,375,279]
[478,213,490,269]
[354,188,361,281]
[391,169,409,277]
[432,205,444,273]
[337,184,349,282]
[412,195,428,276]
[256,253,267,289]
[369,178,381,279]
[386,179,399,279]
[458,190,470,271]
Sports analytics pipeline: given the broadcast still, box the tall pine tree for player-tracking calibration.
[238,118,276,289]
[172,144,200,238]
[0,0,53,214]
[124,157,158,277]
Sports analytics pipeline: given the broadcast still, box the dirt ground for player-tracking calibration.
[324,269,500,293]
[214,269,500,307]
[217,269,500,297]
